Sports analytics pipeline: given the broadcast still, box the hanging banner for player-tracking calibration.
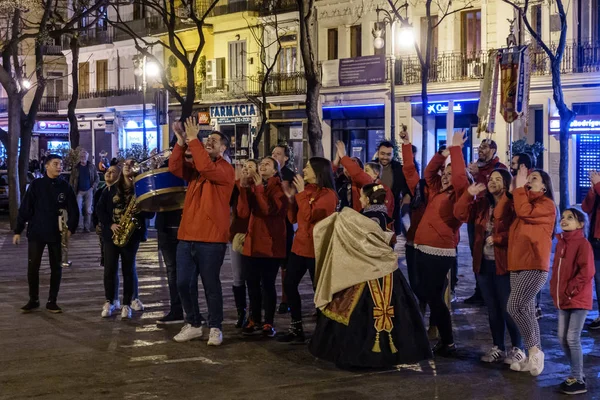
[488,51,501,133]
[500,47,523,123]
[477,49,497,136]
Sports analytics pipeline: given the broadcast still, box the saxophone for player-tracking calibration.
[112,195,140,247]
[58,209,72,268]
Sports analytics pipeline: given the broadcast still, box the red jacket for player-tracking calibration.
[402,144,427,244]
[473,156,507,185]
[339,156,394,218]
[288,184,338,258]
[413,146,469,249]
[237,177,288,258]
[550,229,596,310]
[169,140,235,243]
[454,191,513,275]
[229,181,249,242]
[581,182,600,240]
[500,187,556,272]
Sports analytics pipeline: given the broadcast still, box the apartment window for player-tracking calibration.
[350,25,362,58]
[373,22,386,56]
[278,47,297,74]
[461,10,481,56]
[420,16,439,59]
[327,28,338,60]
[96,60,108,91]
[133,0,146,20]
[79,62,90,93]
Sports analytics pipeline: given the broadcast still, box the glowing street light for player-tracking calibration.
[21,79,32,90]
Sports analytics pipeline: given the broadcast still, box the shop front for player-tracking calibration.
[209,103,257,165]
[267,106,307,173]
[34,120,70,157]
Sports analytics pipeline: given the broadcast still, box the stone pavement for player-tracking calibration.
[1,219,600,400]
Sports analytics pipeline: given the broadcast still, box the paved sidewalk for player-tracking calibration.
[1,223,600,399]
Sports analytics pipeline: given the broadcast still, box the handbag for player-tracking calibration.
[232,233,246,253]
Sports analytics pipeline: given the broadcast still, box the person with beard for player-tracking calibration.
[497,166,556,376]
[411,131,469,356]
[464,139,507,306]
[454,169,524,365]
[14,155,79,313]
[334,140,394,219]
[373,141,408,235]
[169,118,235,346]
[238,157,288,338]
[582,170,600,330]
[510,153,533,177]
[271,144,295,314]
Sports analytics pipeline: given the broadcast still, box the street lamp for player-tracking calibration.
[134,54,161,152]
[373,4,413,148]
[21,79,32,90]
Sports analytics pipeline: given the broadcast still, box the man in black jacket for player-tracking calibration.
[14,154,79,313]
[373,140,408,235]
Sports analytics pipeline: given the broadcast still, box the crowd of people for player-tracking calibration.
[11,117,600,396]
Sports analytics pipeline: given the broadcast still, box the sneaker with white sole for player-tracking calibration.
[505,347,526,365]
[528,349,545,376]
[481,346,505,363]
[121,305,132,320]
[113,300,121,310]
[130,298,144,311]
[101,301,115,318]
[173,324,205,342]
[589,317,600,330]
[510,357,531,372]
[207,328,223,346]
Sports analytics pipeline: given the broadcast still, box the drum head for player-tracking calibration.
[134,168,187,212]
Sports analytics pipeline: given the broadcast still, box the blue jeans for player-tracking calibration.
[176,241,226,329]
[558,309,588,381]
[477,259,522,351]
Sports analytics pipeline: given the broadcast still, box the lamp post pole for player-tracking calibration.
[142,55,147,152]
[390,19,396,148]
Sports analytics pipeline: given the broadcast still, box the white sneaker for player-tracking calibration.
[101,301,115,318]
[505,347,526,365]
[207,327,223,346]
[480,346,505,363]
[173,324,205,342]
[510,357,531,372]
[121,305,132,320]
[130,298,144,311]
[528,349,545,376]
[113,300,121,310]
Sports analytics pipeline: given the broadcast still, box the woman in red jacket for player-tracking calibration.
[229,159,257,329]
[581,170,600,330]
[412,130,469,356]
[501,166,556,377]
[550,208,595,395]
[454,169,523,365]
[278,157,338,343]
[237,156,288,338]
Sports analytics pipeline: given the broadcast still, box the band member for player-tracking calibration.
[238,157,288,337]
[170,118,235,346]
[271,144,295,314]
[278,157,337,343]
[97,160,154,320]
[14,154,79,313]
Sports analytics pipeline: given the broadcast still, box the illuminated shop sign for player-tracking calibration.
[209,104,256,124]
[549,117,600,133]
[427,102,463,115]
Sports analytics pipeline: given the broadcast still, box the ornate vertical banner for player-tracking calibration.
[488,50,501,133]
[477,50,496,137]
[500,48,521,123]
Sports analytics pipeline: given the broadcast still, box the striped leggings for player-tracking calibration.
[507,270,548,350]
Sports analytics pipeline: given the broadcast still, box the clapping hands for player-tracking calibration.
[467,183,486,197]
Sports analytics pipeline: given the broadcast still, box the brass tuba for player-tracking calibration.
[59,209,72,268]
[112,195,140,247]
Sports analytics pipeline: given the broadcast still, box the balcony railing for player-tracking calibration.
[210,0,260,17]
[62,28,113,50]
[145,16,195,36]
[259,0,298,15]
[38,96,59,113]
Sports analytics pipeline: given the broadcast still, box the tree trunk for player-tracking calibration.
[18,121,32,197]
[420,69,429,172]
[179,67,196,121]
[551,60,575,212]
[306,76,323,157]
[7,95,22,229]
[68,37,80,149]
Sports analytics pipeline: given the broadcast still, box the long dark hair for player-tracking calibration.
[486,168,512,206]
[533,169,555,201]
[564,207,589,236]
[309,157,336,191]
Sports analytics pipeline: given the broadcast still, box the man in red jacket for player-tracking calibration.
[465,139,507,305]
[582,170,600,329]
[169,118,235,346]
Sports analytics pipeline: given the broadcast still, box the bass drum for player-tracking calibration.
[134,168,187,212]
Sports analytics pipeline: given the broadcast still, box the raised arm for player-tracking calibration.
[168,144,195,181]
[340,156,372,188]
[449,145,469,196]
[581,180,600,214]
[512,187,557,225]
[424,152,445,192]
[402,144,420,196]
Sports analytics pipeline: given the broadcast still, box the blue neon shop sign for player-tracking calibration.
[427,102,463,115]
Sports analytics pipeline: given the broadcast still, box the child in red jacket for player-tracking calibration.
[550,208,596,395]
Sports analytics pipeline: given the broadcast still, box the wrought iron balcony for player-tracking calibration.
[38,96,59,113]
[210,0,260,17]
[61,28,113,50]
[58,87,156,110]
[258,0,298,15]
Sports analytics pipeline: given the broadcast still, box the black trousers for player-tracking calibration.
[158,230,182,316]
[242,256,280,326]
[104,239,139,307]
[416,249,455,345]
[283,253,316,322]
[28,240,62,302]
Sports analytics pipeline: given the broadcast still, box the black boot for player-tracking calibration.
[232,285,247,329]
[277,320,305,344]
